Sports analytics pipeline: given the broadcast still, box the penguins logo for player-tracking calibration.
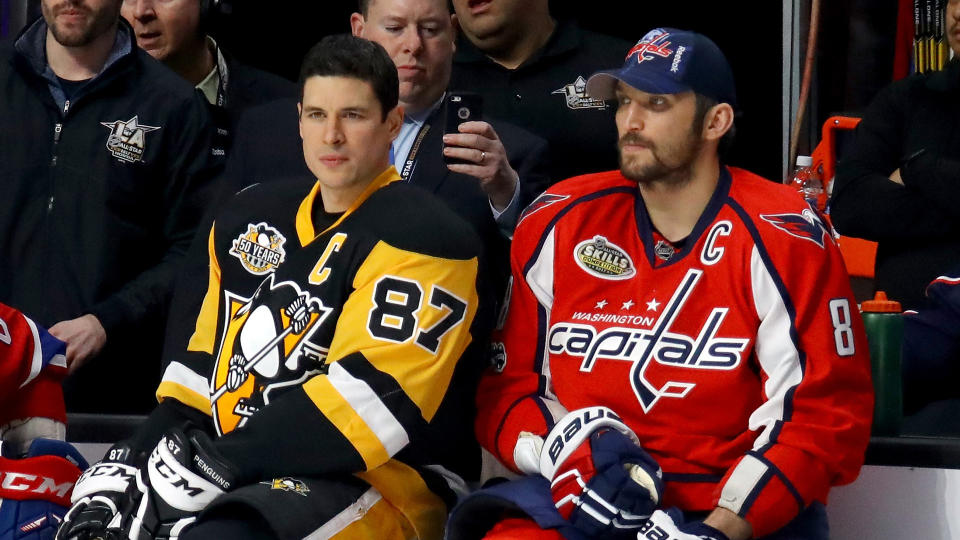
[211,275,332,434]
[261,477,311,497]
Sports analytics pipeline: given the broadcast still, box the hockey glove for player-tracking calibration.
[55,443,138,540]
[638,509,731,540]
[118,429,236,540]
[536,407,663,538]
[0,438,87,540]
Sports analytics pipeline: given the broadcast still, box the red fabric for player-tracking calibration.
[0,302,67,424]
[893,0,914,80]
[476,168,873,537]
[549,438,596,520]
[2,373,67,425]
[0,453,83,507]
[483,518,566,540]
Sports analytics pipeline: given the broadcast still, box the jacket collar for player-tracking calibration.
[13,16,134,83]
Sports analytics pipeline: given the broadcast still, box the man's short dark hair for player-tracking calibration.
[298,34,399,120]
[358,0,373,16]
[694,93,736,160]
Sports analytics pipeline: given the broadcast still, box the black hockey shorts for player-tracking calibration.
[185,474,416,539]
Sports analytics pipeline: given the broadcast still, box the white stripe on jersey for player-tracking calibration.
[526,227,557,400]
[305,487,382,539]
[327,362,409,457]
[747,246,803,450]
[718,454,769,514]
[21,316,43,388]
[162,361,211,403]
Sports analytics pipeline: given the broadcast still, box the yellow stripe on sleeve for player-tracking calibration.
[156,381,212,416]
[303,375,391,469]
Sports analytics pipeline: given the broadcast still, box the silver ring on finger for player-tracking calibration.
[479,151,486,163]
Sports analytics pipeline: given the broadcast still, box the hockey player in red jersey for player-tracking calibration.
[448,28,873,540]
[0,302,89,540]
[0,301,69,451]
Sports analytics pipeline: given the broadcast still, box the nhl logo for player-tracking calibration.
[100,116,160,163]
[574,236,635,280]
[229,223,287,275]
[654,240,676,261]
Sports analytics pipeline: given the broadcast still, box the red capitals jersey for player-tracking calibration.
[0,302,68,425]
[477,167,873,537]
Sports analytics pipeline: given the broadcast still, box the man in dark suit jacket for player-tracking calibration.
[122,0,295,156]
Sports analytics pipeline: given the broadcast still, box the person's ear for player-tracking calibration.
[703,103,734,141]
[386,105,404,140]
[350,12,365,37]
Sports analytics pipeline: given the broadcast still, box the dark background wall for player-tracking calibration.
[215,1,785,181]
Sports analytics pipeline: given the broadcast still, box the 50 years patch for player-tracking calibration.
[574,235,635,280]
[229,222,287,275]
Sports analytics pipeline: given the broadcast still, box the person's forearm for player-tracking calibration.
[703,507,752,540]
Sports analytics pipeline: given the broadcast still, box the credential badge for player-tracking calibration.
[574,235,635,280]
[229,223,287,275]
[100,116,160,163]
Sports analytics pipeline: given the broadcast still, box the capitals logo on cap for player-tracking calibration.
[585,27,736,107]
[626,29,674,64]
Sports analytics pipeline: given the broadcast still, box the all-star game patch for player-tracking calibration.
[552,76,608,110]
[229,223,287,275]
[574,235,636,280]
[100,116,160,163]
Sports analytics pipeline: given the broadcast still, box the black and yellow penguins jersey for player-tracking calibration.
[158,167,489,540]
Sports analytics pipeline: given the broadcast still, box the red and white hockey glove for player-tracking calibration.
[119,429,236,540]
[518,407,663,538]
[638,509,731,540]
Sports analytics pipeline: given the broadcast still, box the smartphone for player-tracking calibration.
[443,92,483,165]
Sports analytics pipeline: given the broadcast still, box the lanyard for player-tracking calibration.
[399,123,431,180]
[214,43,230,108]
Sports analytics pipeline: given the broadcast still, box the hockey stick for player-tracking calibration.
[210,301,319,404]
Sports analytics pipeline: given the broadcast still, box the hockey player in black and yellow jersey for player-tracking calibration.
[56,35,491,540]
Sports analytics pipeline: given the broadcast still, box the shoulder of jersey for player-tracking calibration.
[356,181,482,261]
[726,166,834,250]
[518,170,633,229]
[216,176,315,227]
[726,166,809,214]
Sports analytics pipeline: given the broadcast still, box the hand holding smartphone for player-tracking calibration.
[443,92,483,165]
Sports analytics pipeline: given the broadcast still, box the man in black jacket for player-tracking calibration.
[121,0,295,157]
[830,0,960,310]
[450,0,630,183]
[0,0,218,413]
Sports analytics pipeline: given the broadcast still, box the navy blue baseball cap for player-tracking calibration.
[586,28,737,108]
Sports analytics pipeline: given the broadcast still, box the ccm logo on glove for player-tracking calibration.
[151,444,207,497]
[0,472,73,498]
